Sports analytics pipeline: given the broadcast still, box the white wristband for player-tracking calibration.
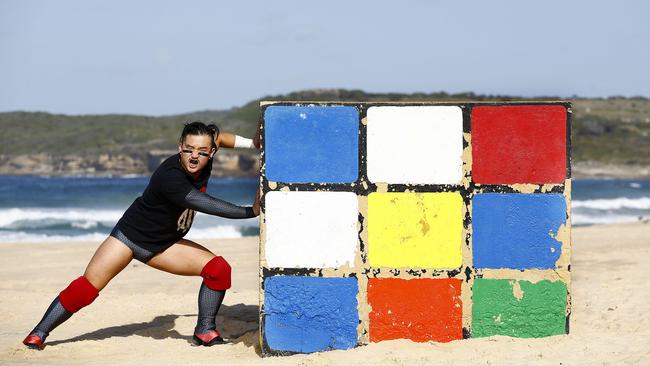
[234,135,255,149]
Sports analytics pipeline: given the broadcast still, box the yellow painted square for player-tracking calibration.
[368,192,463,268]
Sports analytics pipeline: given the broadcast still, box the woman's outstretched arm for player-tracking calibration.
[216,131,256,149]
[216,122,261,149]
[182,188,257,219]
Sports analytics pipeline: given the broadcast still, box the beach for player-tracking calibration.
[1,222,649,365]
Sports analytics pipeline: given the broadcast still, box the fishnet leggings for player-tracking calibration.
[195,283,226,334]
[28,297,72,340]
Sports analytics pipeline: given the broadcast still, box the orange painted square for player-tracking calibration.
[368,278,463,343]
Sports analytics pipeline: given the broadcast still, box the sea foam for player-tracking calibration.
[572,197,650,210]
[0,208,122,228]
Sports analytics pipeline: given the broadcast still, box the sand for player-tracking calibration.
[1,222,649,365]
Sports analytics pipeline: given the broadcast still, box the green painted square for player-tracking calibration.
[472,279,567,338]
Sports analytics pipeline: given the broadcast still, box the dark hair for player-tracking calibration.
[180,121,220,148]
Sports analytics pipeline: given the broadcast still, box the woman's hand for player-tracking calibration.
[252,187,261,216]
[253,121,261,149]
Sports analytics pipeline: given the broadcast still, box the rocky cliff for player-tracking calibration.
[0,149,260,177]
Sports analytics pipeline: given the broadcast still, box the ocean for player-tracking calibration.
[0,176,648,243]
[0,175,259,243]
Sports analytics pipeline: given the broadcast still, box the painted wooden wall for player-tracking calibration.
[259,102,572,355]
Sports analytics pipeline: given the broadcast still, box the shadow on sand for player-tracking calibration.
[46,303,260,352]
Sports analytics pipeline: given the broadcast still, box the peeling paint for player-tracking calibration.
[259,101,572,355]
[510,183,540,193]
[375,182,388,193]
[511,280,525,301]
[461,132,473,190]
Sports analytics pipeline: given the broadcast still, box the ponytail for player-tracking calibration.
[207,124,220,144]
[180,121,220,149]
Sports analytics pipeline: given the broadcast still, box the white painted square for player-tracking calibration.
[264,191,358,268]
[367,106,464,184]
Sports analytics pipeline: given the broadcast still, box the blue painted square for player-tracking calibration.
[472,193,566,269]
[264,106,359,183]
[263,276,359,353]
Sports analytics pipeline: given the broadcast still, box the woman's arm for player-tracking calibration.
[182,188,257,219]
[216,132,235,148]
[216,132,256,149]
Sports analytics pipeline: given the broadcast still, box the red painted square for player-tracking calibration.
[368,278,463,343]
[472,105,567,184]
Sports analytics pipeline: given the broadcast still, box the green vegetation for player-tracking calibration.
[1,89,648,165]
[571,98,650,165]
[0,111,228,160]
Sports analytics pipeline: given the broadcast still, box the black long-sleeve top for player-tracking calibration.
[115,154,255,252]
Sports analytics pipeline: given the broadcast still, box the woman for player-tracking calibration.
[23,121,261,349]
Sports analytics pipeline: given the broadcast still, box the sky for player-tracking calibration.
[1,0,649,115]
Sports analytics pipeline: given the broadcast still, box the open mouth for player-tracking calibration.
[189,158,199,168]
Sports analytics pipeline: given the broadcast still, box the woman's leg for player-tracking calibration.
[24,236,133,349]
[83,236,134,291]
[145,239,214,276]
[146,239,231,346]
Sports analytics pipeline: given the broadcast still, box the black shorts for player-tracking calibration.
[110,227,161,263]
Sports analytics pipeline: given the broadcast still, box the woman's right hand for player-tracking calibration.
[253,121,261,149]
[252,187,261,216]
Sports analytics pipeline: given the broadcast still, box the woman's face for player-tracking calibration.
[178,134,215,175]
